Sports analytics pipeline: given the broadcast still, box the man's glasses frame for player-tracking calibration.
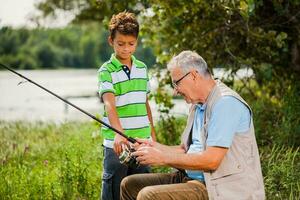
[172,72,191,88]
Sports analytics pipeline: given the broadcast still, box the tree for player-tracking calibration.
[36,1,300,84]
[36,0,300,144]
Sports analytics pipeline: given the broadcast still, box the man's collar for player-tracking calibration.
[196,103,206,110]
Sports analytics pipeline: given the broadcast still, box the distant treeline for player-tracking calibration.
[0,23,156,69]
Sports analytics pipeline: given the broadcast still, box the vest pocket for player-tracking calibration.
[210,162,244,181]
[211,173,251,199]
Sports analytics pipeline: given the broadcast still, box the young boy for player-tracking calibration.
[98,11,156,200]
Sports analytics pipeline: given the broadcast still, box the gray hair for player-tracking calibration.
[167,50,210,77]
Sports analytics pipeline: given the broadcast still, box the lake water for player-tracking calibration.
[0,68,252,122]
[0,69,190,122]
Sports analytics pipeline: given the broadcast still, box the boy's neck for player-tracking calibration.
[116,55,132,68]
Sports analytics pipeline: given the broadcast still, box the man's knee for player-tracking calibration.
[137,186,156,200]
[120,176,131,191]
[121,174,143,188]
[121,174,161,200]
[120,175,141,198]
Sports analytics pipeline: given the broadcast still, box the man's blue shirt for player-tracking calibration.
[186,96,251,181]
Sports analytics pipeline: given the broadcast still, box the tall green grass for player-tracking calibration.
[0,118,299,199]
[0,121,102,199]
[261,146,300,199]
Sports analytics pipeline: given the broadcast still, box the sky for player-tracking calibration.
[0,0,74,28]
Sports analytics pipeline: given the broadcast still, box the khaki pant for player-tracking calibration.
[120,171,208,200]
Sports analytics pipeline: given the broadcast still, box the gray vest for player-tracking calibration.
[181,80,265,200]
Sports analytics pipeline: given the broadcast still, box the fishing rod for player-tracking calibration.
[0,63,137,144]
[1,63,188,171]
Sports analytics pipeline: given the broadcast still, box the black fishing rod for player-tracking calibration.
[0,63,137,144]
[1,63,188,172]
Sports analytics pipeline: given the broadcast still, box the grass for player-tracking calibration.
[0,120,299,199]
[0,121,102,199]
[260,145,300,199]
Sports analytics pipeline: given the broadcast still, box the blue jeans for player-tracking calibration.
[101,146,150,200]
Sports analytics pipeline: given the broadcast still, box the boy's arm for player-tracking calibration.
[146,97,156,142]
[102,92,127,155]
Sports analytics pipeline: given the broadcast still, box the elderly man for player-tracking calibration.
[120,51,265,200]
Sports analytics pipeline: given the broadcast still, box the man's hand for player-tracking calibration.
[132,146,166,166]
[114,134,128,155]
[132,139,164,151]
[133,138,154,149]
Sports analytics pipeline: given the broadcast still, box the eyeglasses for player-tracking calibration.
[172,72,191,88]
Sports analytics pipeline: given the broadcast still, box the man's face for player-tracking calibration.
[170,67,195,104]
[109,31,138,61]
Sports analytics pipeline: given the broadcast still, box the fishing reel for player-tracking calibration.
[119,144,140,168]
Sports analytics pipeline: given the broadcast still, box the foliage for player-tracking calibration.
[155,116,186,146]
[140,0,300,81]
[35,0,146,23]
[35,0,300,147]
[36,0,300,84]
[1,120,299,199]
[149,68,174,114]
[149,67,187,146]
[0,121,102,199]
[0,24,156,69]
[238,78,300,147]
[260,145,300,199]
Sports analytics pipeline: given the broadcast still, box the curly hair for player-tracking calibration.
[109,11,139,40]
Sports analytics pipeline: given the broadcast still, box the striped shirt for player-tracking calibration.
[98,54,151,145]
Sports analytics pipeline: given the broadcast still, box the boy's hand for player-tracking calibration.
[114,134,128,155]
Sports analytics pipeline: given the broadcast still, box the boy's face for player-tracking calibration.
[109,31,138,61]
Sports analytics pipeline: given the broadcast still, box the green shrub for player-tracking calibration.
[155,116,187,146]
[240,81,300,147]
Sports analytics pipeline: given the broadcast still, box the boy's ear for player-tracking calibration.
[108,36,113,46]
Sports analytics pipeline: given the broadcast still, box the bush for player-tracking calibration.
[155,115,187,146]
[237,79,300,147]
[253,88,300,147]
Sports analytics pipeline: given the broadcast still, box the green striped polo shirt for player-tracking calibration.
[98,54,151,142]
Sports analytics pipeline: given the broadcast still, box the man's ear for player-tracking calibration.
[191,70,198,80]
[108,36,113,46]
